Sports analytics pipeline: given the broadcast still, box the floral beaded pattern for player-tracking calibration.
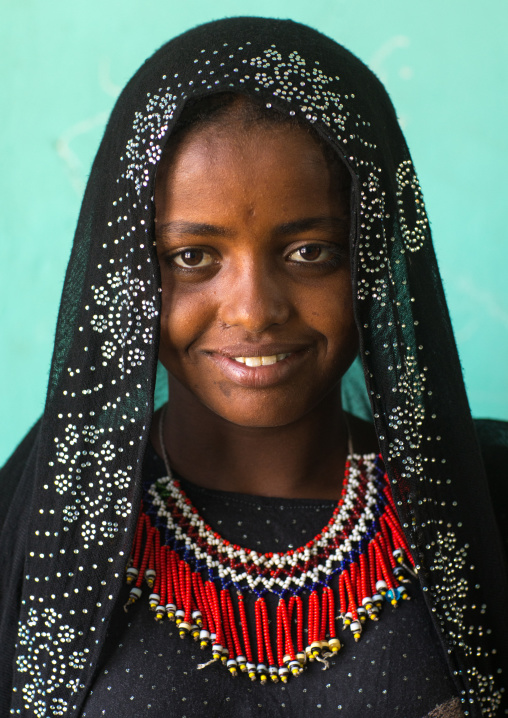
[12,18,505,718]
[16,608,87,717]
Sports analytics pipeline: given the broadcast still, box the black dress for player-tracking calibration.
[1,17,507,718]
[81,446,463,718]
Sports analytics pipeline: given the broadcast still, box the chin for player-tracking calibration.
[203,390,328,429]
[216,411,300,429]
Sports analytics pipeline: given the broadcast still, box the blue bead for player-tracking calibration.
[386,587,401,602]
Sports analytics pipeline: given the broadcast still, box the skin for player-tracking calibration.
[151,111,377,499]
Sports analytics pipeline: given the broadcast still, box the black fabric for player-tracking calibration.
[0,420,41,713]
[0,419,40,528]
[80,445,462,718]
[475,420,508,561]
[1,17,507,718]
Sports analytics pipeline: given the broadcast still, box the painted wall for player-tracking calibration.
[1,0,507,464]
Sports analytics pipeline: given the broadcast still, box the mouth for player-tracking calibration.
[231,353,290,367]
[204,346,311,389]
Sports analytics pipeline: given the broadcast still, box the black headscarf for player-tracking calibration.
[1,16,507,718]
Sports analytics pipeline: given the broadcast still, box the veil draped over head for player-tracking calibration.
[1,17,507,717]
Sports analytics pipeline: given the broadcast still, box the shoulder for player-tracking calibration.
[474,418,508,476]
[474,418,508,554]
[0,419,41,530]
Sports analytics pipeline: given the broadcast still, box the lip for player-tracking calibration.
[206,343,310,359]
[204,345,312,388]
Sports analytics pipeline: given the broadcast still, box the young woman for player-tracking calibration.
[1,16,507,718]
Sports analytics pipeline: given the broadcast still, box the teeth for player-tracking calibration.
[233,354,289,366]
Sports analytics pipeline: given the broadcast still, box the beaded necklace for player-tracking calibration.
[125,409,416,684]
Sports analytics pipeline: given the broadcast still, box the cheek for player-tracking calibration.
[158,282,212,366]
[302,275,355,332]
[304,280,358,366]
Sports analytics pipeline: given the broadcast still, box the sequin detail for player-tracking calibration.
[13,24,505,717]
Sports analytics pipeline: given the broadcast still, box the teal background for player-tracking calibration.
[1,0,507,465]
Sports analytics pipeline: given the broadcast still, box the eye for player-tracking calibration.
[287,244,335,263]
[171,248,214,268]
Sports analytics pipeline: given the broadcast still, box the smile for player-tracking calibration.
[232,354,290,366]
[205,348,309,389]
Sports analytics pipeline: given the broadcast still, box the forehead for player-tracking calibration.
[155,122,350,225]
[157,117,349,193]
[158,93,349,174]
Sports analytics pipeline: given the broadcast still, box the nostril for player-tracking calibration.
[218,320,233,330]
[218,287,291,332]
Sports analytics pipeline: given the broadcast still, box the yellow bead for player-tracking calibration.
[145,569,156,588]
[192,610,203,627]
[178,621,191,638]
[126,567,138,585]
[328,638,341,653]
[311,641,322,656]
[289,659,301,676]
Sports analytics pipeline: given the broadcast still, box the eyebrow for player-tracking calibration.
[156,220,234,238]
[274,217,348,236]
[156,216,348,240]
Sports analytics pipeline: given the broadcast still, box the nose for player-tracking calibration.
[217,258,290,333]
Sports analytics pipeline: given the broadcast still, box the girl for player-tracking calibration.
[1,16,507,718]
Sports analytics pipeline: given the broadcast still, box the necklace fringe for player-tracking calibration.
[124,455,416,683]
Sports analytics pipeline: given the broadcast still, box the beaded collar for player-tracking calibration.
[125,419,416,684]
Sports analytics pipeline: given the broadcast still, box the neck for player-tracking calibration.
[151,379,377,500]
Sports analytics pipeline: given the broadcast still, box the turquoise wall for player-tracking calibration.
[1,0,507,464]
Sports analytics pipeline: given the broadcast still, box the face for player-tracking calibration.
[154,116,358,428]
